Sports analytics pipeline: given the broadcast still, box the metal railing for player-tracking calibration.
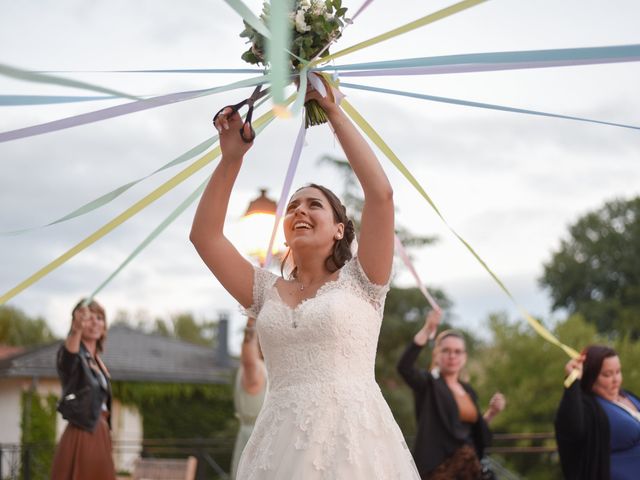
[0,438,234,480]
[1,433,558,480]
[487,432,556,454]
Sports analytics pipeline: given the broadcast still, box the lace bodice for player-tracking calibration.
[246,258,389,392]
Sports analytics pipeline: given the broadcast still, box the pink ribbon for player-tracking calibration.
[394,234,440,311]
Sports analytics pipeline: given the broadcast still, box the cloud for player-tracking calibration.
[1,0,639,351]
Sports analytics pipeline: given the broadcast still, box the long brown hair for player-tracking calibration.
[581,344,617,393]
[280,183,355,278]
[71,299,107,353]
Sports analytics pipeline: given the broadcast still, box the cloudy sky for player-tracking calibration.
[1,0,639,353]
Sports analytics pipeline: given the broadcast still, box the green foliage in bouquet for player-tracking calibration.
[240,0,350,127]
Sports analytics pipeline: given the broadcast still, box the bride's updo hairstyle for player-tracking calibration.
[281,183,355,278]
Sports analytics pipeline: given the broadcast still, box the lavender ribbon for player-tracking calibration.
[0,75,268,143]
[263,115,307,268]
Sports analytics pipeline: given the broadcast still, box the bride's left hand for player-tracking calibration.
[304,74,340,115]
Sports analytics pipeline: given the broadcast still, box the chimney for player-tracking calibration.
[215,312,231,367]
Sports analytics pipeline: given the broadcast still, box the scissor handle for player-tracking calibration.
[212,101,255,144]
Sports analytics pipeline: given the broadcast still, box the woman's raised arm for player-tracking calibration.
[190,109,255,308]
[308,84,394,285]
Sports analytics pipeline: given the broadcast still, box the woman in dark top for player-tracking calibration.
[51,299,115,480]
[397,309,506,479]
[555,345,640,480]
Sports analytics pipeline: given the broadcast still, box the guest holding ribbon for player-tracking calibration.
[397,309,506,479]
[51,299,115,480]
[230,317,267,479]
[555,345,640,480]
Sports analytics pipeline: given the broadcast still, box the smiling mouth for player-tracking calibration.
[293,221,312,231]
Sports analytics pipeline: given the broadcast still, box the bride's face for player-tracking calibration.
[283,187,343,252]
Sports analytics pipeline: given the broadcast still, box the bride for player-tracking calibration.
[190,83,420,479]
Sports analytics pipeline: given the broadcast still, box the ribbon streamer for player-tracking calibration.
[352,0,375,20]
[0,94,272,236]
[394,235,440,312]
[0,95,114,106]
[0,75,269,144]
[268,0,294,116]
[341,98,579,359]
[0,104,283,306]
[0,136,217,235]
[340,82,640,131]
[221,0,271,38]
[0,63,139,100]
[88,178,208,299]
[264,114,307,268]
[86,118,279,299]
[314,0,487,66]
[321,43,640,74]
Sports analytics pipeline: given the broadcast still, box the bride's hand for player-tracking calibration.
[215,107,254,160]
[304,74,340,117]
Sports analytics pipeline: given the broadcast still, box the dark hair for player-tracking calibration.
[281,183,355,277]
[71,298,107,353]
[580,344,617,393]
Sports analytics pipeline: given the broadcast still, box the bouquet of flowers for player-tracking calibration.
[240,0,349,127]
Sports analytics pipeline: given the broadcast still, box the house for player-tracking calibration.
[0,319,234,474]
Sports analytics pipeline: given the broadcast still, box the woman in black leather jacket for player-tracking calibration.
[51,299,115,480]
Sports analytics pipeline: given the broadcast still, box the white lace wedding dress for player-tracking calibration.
[236,257,420,479]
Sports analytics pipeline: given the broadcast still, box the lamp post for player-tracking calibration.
[240,188,283,267]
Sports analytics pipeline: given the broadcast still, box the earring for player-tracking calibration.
[284,241,289,247]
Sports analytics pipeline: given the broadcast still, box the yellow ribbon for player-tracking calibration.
[0,107,279,306]
[312,0,488,67]
[340,98,579,362]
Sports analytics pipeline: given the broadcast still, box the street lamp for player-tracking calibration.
[239,188,283,267]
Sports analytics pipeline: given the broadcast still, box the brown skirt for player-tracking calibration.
[51,412,116,480]
[425,444,482,480]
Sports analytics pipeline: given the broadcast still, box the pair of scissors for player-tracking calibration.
[212,84,269,143]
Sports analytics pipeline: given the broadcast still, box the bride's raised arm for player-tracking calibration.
[190,109,256,308]
[307,86,394,285]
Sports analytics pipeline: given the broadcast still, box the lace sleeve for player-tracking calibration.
[244,266,278,318]
[343,257,391,315]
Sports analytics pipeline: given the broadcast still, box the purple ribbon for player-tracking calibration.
[263,115,307,268]
[0,76,267,143]
[338,57,640,77]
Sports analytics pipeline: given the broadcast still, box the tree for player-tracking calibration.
[0,305,56,346]
[318,155,436,248]
[540,196,640,337]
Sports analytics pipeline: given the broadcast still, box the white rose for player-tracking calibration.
[299,0,311,7]
[311,1,326,16]
[294,9,311,33]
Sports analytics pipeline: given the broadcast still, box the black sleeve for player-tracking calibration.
[56,345,81,385]
[554,381,587,442]
[396,341,429,393]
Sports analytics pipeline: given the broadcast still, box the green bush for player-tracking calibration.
[20,390,57,480]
